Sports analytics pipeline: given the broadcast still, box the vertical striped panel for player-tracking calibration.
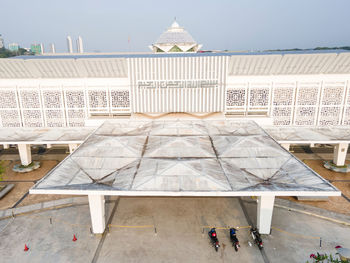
[129,56,228,113]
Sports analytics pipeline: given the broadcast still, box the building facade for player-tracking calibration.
[30,44,43,54]
[67,36,73,53]
[76,36,84,53]
[0,51,350,128]
[0,34,4,49]
[8,43,19,52]
[50,43,56,54]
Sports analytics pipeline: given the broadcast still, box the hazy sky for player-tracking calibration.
[1,0,350,53]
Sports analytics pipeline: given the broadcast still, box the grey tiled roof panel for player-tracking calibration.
[12,49,350,60]
[31,120,339,195]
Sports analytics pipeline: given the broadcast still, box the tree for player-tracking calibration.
[0,47,14,58]
[0,47,34,58]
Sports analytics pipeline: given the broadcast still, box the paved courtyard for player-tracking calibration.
[1,197,349,263]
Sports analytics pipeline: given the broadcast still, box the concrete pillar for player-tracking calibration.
[257,195,275,235]
[68,143,79,154]
[88,195,106,234]
[333,143,348,166]
[18,144,32,166]
[46,144,52,149]
[3,144,9,149]
[310,143,315,148]
[280,143,290,151]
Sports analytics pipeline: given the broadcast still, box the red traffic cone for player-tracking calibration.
[24,244,29,251]
[72,234,77,242]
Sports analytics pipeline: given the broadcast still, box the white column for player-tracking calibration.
[280,143,290,151]
[3,144,9,149]
[257,195,275,235]
[68,143,79,154]
[18,144,32,166]
[88,195,106,234]
[333,143,348,166]
[46,144,52,149]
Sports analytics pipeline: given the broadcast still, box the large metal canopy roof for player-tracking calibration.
[1,124,350,145]
[31,120,339,196]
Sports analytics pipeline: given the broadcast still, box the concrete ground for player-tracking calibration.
[1,197,349,263]
[243,198,350,263]
[0,144,349,262]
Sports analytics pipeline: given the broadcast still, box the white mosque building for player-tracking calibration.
[0,21,349,235]
[0,49,349,128]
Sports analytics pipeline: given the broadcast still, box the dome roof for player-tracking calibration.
[155,21,196,45]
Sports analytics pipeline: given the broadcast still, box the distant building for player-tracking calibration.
[50,43,56,54]
[0,34,4,48]
[8,43,19,52]
[150,20,202,53]
[30,43,43,54]
[76,36,84,53]
[67,36,73,53]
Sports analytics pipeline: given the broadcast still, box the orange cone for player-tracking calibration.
[24,244,29,251]
[72,234,77,242]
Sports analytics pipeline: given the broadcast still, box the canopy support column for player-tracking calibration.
[333,143,348,166]
[257,195,275,234]
[88,195,106,234]
[3,144,9,149]
[18,144,32,166]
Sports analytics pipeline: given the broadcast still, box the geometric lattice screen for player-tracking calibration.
[64,89,86,127]
[272,86,294,125]
[0,89,21,127]
[110,90,130,110]
[42,90,65,127]
[225,81,349,126]
[0,87,131,128]
[0,82,348,127]
[19,89,44,127]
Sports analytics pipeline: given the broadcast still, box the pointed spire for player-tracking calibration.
[171,18,180,29]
